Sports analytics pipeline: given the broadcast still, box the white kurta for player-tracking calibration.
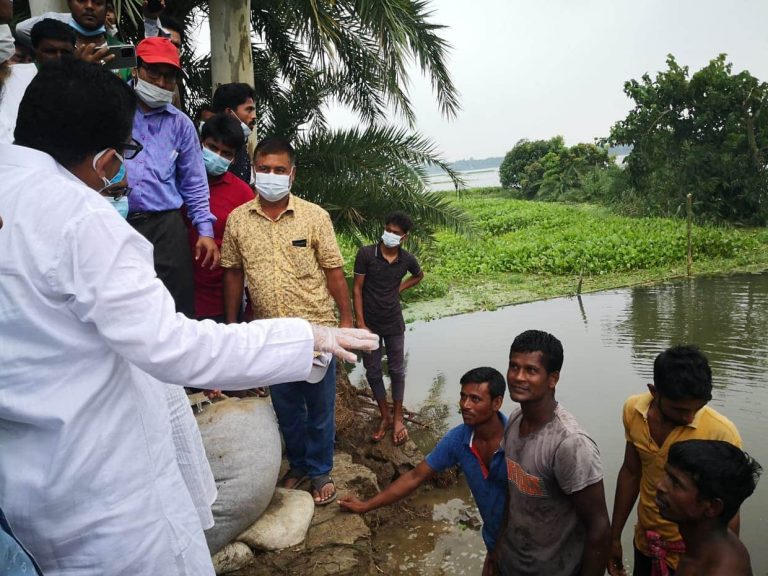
[0,144,314,575]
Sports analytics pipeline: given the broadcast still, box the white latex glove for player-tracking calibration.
[311,325,379,362]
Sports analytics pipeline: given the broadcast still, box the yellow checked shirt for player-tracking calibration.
[623,392,742,569]
[220,194,344,326]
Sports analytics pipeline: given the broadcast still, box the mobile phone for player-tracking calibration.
[104,44,137,70]
[146,0,163,13]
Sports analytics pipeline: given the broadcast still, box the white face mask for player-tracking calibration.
[134,77,174,108]
[0,25,13,64]
[230,111,251,139]
[254,171,292,202]
[381,230,402,248]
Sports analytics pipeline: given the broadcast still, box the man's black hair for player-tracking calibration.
[254,137,295,165]
[211,82,254,113]
[460,367,506,400]
[386,211,413,234]
[509,330,564,374]
[30,18,76,49]
[201,113,245,152]
[653,345,713,401]
[160,15,184,43]
[15,59,136,167]
[668,440,761,525]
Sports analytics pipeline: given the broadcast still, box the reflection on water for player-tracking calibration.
[352,272,768,575]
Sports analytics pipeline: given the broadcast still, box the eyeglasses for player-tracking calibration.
[120,138,143,160]
[141,64,179,85]
[102,185,132,200]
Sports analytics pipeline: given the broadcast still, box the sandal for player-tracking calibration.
[279,468,308,490]
[310,474,337,506]
[371,419,391,443]
[393,421,409,446]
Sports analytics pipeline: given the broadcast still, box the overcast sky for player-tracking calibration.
[324,0,768,161]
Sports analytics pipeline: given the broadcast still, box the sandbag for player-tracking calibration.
[196,397,281,554]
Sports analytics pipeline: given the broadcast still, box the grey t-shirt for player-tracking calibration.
[496,404,604,576]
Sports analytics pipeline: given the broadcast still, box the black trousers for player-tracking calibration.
[128,209,195,318]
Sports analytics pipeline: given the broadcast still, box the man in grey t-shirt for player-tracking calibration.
[493,330,610,576]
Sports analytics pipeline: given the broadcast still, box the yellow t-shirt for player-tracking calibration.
[623,392,742,569]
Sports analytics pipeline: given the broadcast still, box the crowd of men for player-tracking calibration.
[0,1,763,575]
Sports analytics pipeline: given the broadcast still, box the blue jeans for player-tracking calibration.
[270,357,336,478]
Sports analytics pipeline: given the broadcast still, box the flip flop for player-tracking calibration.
[310,475,337,506]
[371,420,391,443]
[280,468,308,490]
[393,422,409,446]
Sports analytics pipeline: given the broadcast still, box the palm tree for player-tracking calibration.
[22,0,472,241]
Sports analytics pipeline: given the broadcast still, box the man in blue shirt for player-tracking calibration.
[126,37,217,318]
[339,366,508,565]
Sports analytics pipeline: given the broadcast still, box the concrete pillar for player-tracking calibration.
[208,0,253,92]
[29,0,68,15]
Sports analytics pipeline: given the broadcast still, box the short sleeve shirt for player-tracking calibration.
[496,405,604,576]
[425,413,508,552]
[623,393,742,567]
[220,194,344,325]
[353,244,421,335]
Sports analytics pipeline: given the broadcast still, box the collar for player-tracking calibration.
[634,392,702,429]
[249,193,295,220]
[466,411,509,447]
[375,242,402,261]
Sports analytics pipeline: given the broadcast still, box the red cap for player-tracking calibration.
[136,37,180,70]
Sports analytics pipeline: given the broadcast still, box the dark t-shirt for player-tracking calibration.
[354,243,421,335]
[228,145,252,186]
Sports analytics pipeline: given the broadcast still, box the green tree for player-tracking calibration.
[499,136,565,191]
[608,54,768,224]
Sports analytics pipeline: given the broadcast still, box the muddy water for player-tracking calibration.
[351,272,768,575]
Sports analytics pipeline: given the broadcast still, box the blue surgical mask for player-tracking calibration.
[381,230,402,248]
[202,146,231,177]
[93,149,125,190]
[68,18,107,38]
[254,171,292,202]
[108,196,130,218]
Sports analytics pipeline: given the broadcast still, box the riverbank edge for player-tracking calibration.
[401,260,768,324]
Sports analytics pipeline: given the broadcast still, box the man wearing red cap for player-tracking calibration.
[125,37,217,317]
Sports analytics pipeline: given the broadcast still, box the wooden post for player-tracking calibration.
[29,0,68,15]
[686,193,693,276]
[208,0,253,92]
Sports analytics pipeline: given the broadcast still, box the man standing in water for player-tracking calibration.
[608,345,742,576]
[656,440,761,576]
[493,330,610,576]
[339,366,508,569]
[353,211,423,445]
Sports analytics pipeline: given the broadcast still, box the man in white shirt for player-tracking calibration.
[0,59,376,576]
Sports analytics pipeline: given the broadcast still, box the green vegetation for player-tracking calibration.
[499,137,611,201]
[609,54,768,225]
[342,189,768,322]
[498,55,768,227]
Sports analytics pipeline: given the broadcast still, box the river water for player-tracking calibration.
[351,272,768,575]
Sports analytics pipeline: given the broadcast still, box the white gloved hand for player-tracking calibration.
[311,325,379,362]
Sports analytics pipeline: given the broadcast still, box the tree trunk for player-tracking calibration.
[29,0,67,15]
[208,0,253,93]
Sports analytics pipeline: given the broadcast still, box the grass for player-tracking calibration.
[340,188,768,322]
